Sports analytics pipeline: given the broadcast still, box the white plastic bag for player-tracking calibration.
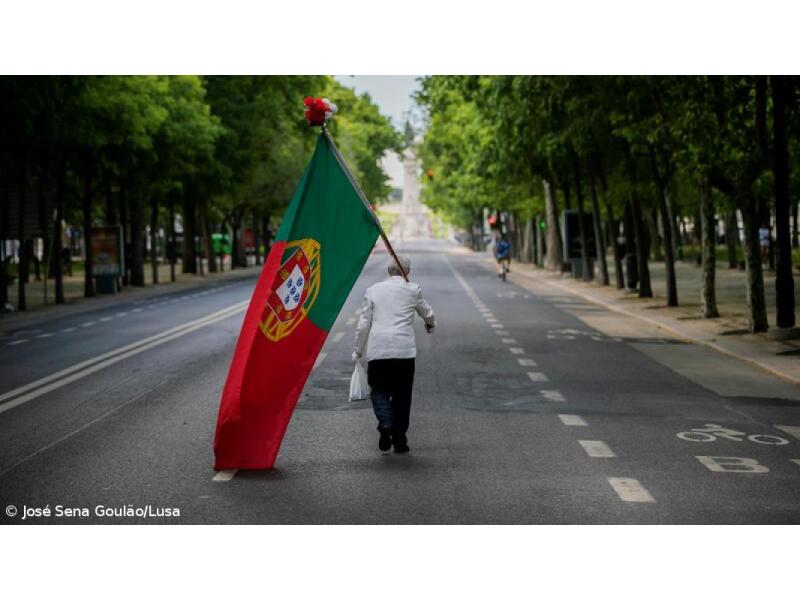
[349,360,370,402]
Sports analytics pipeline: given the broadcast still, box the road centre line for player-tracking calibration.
[313,352,327,370]
[541,390,566,402]
[509,347,525,354]
[0,301,248,415]
[501,338,517,344]
[518,358,537,366]
[213,469,238,482]
[8,339,28,346]
[346,317,356,326]
[607,478,655,503]
[558,414,588,426]
[579,440,616,458]
[527,371,549,382]
[331,331,345,344]
[61,327,76,333]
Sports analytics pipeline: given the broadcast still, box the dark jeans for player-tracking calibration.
[367,358,415,445]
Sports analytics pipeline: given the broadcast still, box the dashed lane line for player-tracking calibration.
[541,390,565,402]
[518,358,537,367]
[346,317,356,326]
[607,478,656,503]
[558,414,588,426]
[35,333,54,339]
[774,425,800,441]
[213,469,238,482]
[501,338,517,344]
[579,440,616,458]
[490,324,503,329]
[527,371,549,382]
[509,347,525,354]
[61,327,76,333]
[81,322,95,328]
[331,331,346,344]
[8,339,28,346]
[0,301,248,415]
[313,352,327,370]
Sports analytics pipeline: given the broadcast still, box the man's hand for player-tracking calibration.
[425,323,435,334]
[352,351,361,363]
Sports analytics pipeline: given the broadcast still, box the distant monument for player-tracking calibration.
[399,121,428,240]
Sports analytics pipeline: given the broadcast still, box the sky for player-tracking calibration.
[334,75,422,188]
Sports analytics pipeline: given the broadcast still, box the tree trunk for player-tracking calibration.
[626,152,652,297]
[201,198,215,275]
[543,179,562,270]
[725,210,739,269]
[571,153,591,281]
[82,170,95,298]
[149,195,159,285]
[700,177,719,318]
[771,74,795,329]
[792,200,798,248]
[169,197,177,282]
[182,195,197,273]
[588,163,609,285]
[17,163,28,310]
[129,190,145,287]
[535,214,544,266]
[119,181,128,286]
[53,169,65,304]
[648,147,677,306]
[741,195,769,332]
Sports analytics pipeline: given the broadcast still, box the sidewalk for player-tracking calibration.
[0,260,260,335]
[476,251,800,386]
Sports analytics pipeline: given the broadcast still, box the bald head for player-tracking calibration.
[388,256,411,277]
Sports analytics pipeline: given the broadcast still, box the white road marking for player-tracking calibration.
[495,330,507,335]
[527,371,549,382]
[132,308,142,313]
[546,335,556,339]
[35,333,54,339]
[212,469,238,482]
[313,352,327,370]
[501,338,517,344]
[100,317,112,322]
[541,390,565,402]
[558,414,588,426]
[774,425,800,441]
[8,339,28,346]
[579,440,616,458]
[791,459,800,467]
[0,301,248,415]
[518,358,536,366]
[607,478,655,503]
[490,324,503,329]
[61,327,76,333]
[485,317,498,322]
[81,322,95,327]
[509,347,525,354]
[331,331,345,344]
[696,456,769,473]
[346,317,356,326]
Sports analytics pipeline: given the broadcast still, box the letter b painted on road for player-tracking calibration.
[696,456,770,473]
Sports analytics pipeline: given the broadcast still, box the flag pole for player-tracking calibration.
[322,127,409,282]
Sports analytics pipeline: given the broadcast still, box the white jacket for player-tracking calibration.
[354,276,436,361]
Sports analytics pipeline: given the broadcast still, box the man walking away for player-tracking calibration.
[353,256,436,454]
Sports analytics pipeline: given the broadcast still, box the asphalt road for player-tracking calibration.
[2,239,800,524]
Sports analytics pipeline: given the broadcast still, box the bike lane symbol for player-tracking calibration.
[677,424,789,445]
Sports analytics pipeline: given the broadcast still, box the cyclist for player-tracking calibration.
[494,235,511,278]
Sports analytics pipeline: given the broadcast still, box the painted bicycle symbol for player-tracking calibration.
[677,423,789,445]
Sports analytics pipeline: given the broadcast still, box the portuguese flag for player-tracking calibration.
[213,131,381,470]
